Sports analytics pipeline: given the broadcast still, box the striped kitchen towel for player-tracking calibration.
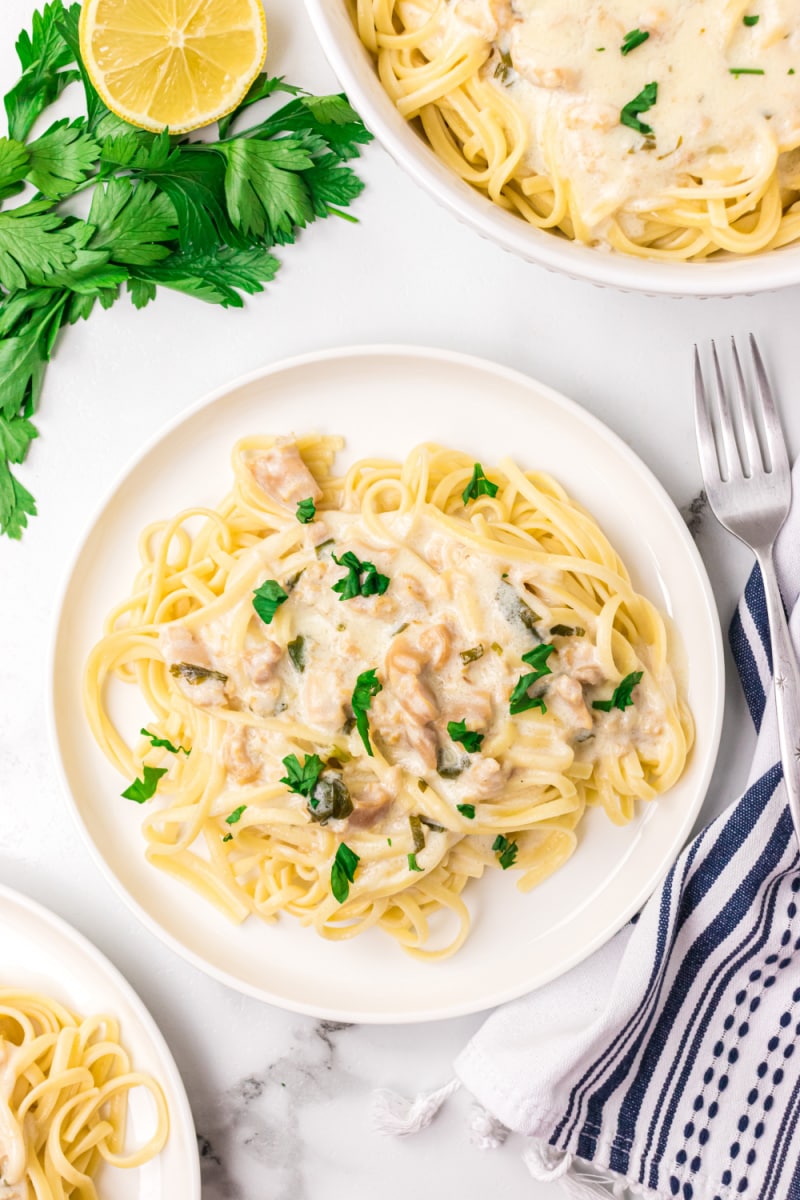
[450,464,800,1200]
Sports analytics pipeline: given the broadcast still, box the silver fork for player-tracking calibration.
[694,335,800,843]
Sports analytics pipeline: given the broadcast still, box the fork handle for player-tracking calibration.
[757,547,800,845]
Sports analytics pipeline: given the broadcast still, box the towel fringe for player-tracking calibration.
[467,1102,509,1150]
[523,1142,630,1200]
[372,1079,461,1135]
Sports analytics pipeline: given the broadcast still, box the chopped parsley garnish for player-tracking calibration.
[620,81,658,135]
[457,803,476,819]
[592,670,643,712]
[351,668,382,756]
[140,727,190,755]
[296,497,316,523]
[621,29,650,55]
[460,645,485,665]
[510,643,554,715]
[550,624,585,638]
[509,687,547,716]
[225,804,247,825]
[492,834,518,870]
[408,853,424,872]
[281,752,324,798]
[332,550,389,600]
[743,14,760,25]
[462,463,499,504]
[287,635,306,672]
[409,814,426,852]
[729,67,765,75]
[252,579,288,624]
[222,832,233,842]
[122,765,167,803]
[521,643,555,674]
[331,842,360,903]
[447,719,484,753]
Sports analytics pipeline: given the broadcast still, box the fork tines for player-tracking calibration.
[694,334,787,485]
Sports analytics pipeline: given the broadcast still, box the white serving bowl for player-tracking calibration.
[304,0,800,297]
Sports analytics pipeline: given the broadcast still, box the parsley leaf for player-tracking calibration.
[4,0,81,142]
[510,643,554,715]
[0,137,30,201]
[0,204,78,291]
[351,668,382,756]
[457,803,476,819]
[462,462,499,504]
[296,497,316,523]
[253,579,288,624]
[225,804,247,825]
[87,178,177,266]
[509,678,548,716]
[122,764,167,803]
[130,243,279,309]
[281,752,324,798]
[521,643,555,674]
[27,120,99,199]
[140,727,190,755]
[492,834,519,869]
[408,852,424,872]
[332,550,389,600]
[592,670,643,712]
[331,842,360,903]
[621,29,650,55]
[743,14,760,25]
[222,137,316,242]
[620,82,658,136]
[447,719,484,753]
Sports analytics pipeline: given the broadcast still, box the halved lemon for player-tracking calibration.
[79,0,268,134]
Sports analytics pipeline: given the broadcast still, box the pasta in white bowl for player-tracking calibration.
[304,0,800,294]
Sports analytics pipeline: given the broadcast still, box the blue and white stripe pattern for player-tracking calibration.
[457,551,800,1200]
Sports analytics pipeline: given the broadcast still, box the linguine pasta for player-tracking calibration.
[0,989,168,1198]
[84,437,692,960]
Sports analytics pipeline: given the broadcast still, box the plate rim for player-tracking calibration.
[0,881,201,1196]
[47,343,725,1023]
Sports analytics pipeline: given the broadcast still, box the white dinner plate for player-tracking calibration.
[0,884,200,1197]
[49,346,724,1023]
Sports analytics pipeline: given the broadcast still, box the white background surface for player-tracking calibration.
[0,1,796,1196]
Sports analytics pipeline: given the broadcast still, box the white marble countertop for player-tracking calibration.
[1,1,798,1195]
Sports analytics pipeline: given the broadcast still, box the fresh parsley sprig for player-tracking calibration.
[620,81,658,136]
[331,842,359,903]
[281,752,324,798]
[252,579,288,624]
[462,462,499,504]
[509,643,554,716]
[332,550,389,600]
[121,764,167,803]
[140,726,190,755]
[351,668,382,757]
[592,670,643,713]
[0,0,372,540]
[447,719,484,753]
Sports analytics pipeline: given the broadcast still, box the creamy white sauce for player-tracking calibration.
[169,502,667,836]
[427,0,800,239]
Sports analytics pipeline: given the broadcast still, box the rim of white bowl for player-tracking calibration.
[303,0,800,298]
